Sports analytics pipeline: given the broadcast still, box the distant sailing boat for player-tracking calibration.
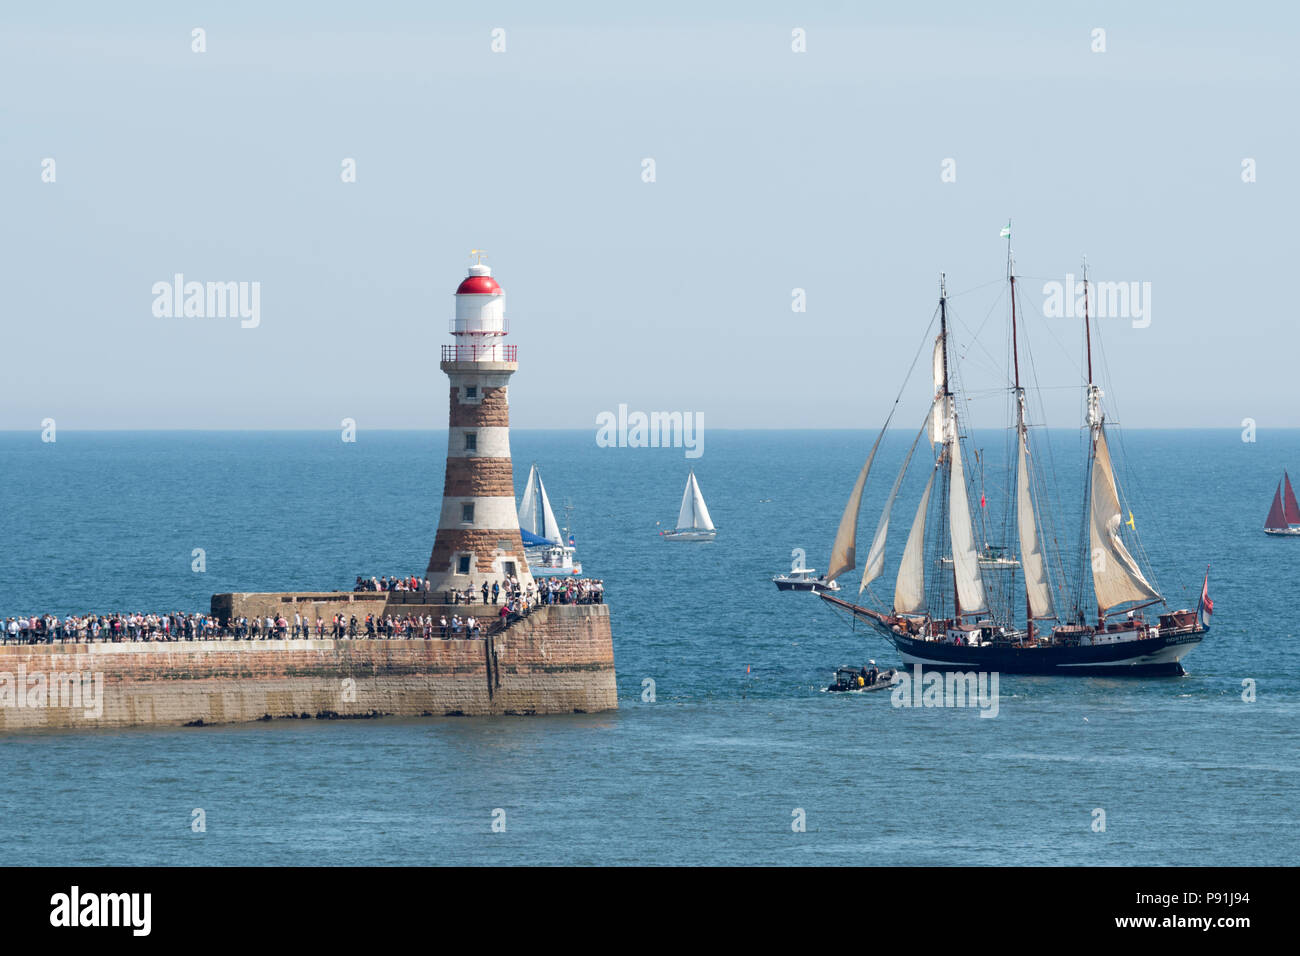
[661,469,717,541]
[819,227,1210,676]
[519,463,562,545]
[1263,471,1300,535]
[517,463,583,575]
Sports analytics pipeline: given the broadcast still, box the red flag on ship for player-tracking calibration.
[980,493,986,508]
[1198,568,1213,628]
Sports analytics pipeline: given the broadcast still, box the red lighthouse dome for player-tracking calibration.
[456,261,502,296]
[456,274,501,296]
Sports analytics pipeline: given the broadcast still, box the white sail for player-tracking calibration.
[689,472,714,530]
[929,398,946,446]
[932,334,946,394]
[1016,427,1053,619]
[893,465,936,614]
[677,471,715,531]
[536,473,561,542]
[825,429,887,585]
[861,419,927,592]
[518,464,562,543]
[1089,426,1160,610]
[676,474,695,529]
[518,465,539,532]
[948,439,987,614]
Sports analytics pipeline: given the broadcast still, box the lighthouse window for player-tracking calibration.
[457,555,471,575]
[464,432,478,451]
[462,503,475,522]
[464,386,478,399]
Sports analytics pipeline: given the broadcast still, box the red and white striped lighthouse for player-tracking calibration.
[425,253,534,595]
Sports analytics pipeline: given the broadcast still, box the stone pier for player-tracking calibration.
[0,604,616,733]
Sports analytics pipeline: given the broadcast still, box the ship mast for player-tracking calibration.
[940,275,960,621]
[1008,233,1030,640]
[1005,224,1058,639]
[1082,257,1104,627]
[1077,257,1163,624]
[946,277,967,624]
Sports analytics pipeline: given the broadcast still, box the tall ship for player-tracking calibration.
[1263,471,1300,535]
[820,230,1211,675]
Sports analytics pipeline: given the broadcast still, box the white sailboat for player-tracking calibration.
[517,463,583,576]
[519,463,562,544]
[660,469,717,541]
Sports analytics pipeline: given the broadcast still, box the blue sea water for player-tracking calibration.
[0,429,1296,866]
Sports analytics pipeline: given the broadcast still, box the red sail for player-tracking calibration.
[1285,471,1300,525]
[1266,482,1287,529]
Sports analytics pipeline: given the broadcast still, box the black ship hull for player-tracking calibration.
[821,594,1205,676]
[883,628,1202,676]
[774,580,833,592]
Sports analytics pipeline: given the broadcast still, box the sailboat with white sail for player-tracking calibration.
[517,463,583,576]
[660,469,717,541]
[819,228,1211,676]
[1263,471,1300,536]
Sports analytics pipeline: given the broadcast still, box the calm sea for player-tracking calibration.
[0,429,1295,865]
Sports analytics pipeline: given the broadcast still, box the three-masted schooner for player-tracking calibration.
[820,233,1210,675]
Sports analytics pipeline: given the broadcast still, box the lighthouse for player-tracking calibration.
[424,253,534,596]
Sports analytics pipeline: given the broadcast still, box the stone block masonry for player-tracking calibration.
[0,605,616,733]
[448,384,510,428]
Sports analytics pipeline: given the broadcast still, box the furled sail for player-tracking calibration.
[861,419,928,593]
[825,427,887,585]
[677,471,714,531]
[927,336,948,446]
[518,464,562,543]
[932,334,946,394]
[1015,428,1053,619]
[1089,426,1160,609]
[1285,471,1300,525]
[929,397,948,446]
[893,465,936,614]
[948,439,987,614]
[1265,482,1287,530]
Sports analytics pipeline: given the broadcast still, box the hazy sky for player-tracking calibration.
[2,1,1294,430]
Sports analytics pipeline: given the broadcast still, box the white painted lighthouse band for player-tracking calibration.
[425,255,535,594]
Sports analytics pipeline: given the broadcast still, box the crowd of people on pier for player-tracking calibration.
[444,576,604,607]
[4,611,228,644]
[355,572,604,608]
[353,574,430,593]
[3,576,604,646]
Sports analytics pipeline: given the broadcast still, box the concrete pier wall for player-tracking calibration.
[0,604,616,733]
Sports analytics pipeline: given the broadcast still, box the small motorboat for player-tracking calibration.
[939,544,1020,570]
[772,568,839,592]
[825,666,897,693]
[527,542,583,577]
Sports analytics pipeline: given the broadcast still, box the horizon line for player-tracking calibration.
[0,425,1278,433]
